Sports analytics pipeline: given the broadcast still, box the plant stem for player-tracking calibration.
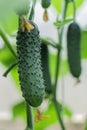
[63,1,68,20]
[41,38,59,49]
[52,1,68,130]
[19,16,23,27]
[52,45,66,130]
[53,98,65,130]
[29,6,34,20]
[3,62,18,77]
[0,29,17,58]
[29,0,36,20]
[25,103,34,130]
[53,47,61,99]
[33,0,36,8]
[73,0,76,21]
[53,0,68,99]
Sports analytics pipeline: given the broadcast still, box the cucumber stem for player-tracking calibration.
[53,98,65,130]
[41,38,59,49]
[25,103,34,130]
[3,62,18,77]
[29,6,34,20]
[29,0,36,20]
[0,29,17,58]
[73,0,76,22]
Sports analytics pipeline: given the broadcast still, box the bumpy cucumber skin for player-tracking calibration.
[16,21,45,107]
[41,0,51,8]
[67,22,81,78]
[41,43,52,94]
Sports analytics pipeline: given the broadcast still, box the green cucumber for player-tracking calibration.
[41,43,52,94]
[16,20,45,107]
[41,0,51,9]
[67,22,81,78]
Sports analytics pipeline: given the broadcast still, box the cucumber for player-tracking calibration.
[41,0,51,9]
[67,22,81,78]
[41,0,51,22]
[16,20,45,107]
[41,43,52,94]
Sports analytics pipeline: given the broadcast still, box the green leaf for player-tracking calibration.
[52,0,62,13]
[12,101,26,120]
[54,18,73,27]
[64,106,72,118]
[52,0,84,16]
[0,46,16,67]
[81,30,87,59]
[0,45,19,86]
[10,66,20,87]
[35,102,58,130]
[3,12,18,33]
[0,8,18,33]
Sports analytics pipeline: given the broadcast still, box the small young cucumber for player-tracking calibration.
[67,22,81,78]
[41,43,52,94]
[41,0,51,9]
[16,19,45,107]
[41,0,51,22]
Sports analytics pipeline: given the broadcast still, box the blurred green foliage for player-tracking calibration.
[0,46,16,67]
[81,31,87,59]
[54,18,73,27]
[12,100,72,130]
[52,0,84,16]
